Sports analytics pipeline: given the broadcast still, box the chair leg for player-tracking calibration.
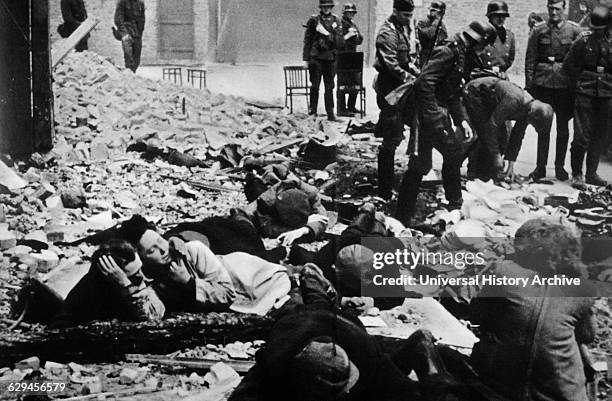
[290,90,294,114]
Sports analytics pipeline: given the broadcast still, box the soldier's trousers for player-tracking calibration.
[509,87,574,168]
[571,94,612,176]
[308,59,335,115]
[464,101,506,179]
[375,88,406,199]
[396,114,464,223]
[122,35,142,73]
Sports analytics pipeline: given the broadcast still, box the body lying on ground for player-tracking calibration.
[49,239,165,328]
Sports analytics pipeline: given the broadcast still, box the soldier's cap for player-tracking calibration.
[429,1,446,12]
[344,3,357,12]
[589,5,611,29]
[464,21,497,46]
[394,0,415,12]
[319,0,335,7]
[486,0,510,17]
[547,0,565,5]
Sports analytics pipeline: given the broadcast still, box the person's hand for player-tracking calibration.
[493,154,504,171]
[304,61,310,69]
[121,34,131,42]
[504,161,516,181]
[460,120,474,141]
[341,297,374,313]
[599,268,612,282]
[307,214,329,226]
[167,261,192,286]
[278,227,309,247]
[98,255,131,287]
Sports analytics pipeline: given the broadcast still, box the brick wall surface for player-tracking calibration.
[375,0,558,75]
[49,0,210,66]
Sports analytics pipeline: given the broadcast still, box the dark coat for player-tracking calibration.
[525,20,583,89]
[416,16,448,64]
[339,15,363,53]
[49,265,165,328]
[228,305,423,401]
[114,0,145,39]
[563,30,612,98]
[470,260,596,401]
[469,27,516,78]
[373,16,413,92]
[416,37,468,133]
[303,12,344,61]
[60,0,87,34]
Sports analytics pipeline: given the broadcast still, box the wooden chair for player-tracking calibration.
[187,68,207,89]
[283,66,310,113]
[336,52,366,118]
[162,67,182,85]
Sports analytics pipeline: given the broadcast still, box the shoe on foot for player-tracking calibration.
[586,173,608,187]
[555,166,569,181]
[337,110,355,117]
[348,107,361,114]
[327,114,337,122]
[528,166,546,181]
[571,174,586,190]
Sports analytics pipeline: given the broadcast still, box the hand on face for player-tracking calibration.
[97,254,132,287]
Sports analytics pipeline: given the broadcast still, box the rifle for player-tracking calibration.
[409,9,446,156]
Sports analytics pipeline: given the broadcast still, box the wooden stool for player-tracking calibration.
[187,69,207,89]
[162,67,182,85]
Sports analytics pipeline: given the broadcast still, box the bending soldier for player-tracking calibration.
[395,22,496,225]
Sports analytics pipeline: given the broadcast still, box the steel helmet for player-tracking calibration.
[486,1,510,17]
[464,21,498,46]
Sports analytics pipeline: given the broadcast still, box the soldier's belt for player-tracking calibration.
[537,57,564,63]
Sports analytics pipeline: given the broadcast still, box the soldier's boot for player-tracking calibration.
[586,150,607,186]
[571,149,586,190]
[396,168,423,226]
[324,90,336,121]
[555,166,569,181]
[309,91,319,116]
[377,146,395,200]
[347,93,360,114]
[529,166,547,181]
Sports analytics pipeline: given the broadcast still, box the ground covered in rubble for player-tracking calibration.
[0,51,611,399]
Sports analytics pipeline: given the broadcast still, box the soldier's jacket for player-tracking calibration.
[469,27,515,78]
[61,0,87,32]
[416,37,468,132]
[463,77,533,128]
[373,16,413,87]
[339,15,363,53]
[303,13,344,61]
[416,17,448,63]
[114,0,145,39]
[525,20,583,89]
[563,30,612,98]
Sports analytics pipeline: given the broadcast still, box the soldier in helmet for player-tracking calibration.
[395,22,497,225]
[468,1,516,80]
[415,1,448,67]
[522,0,583,181]
[563,5,612,188]
[303,0,345,121]
[337,3,364,117]
[373,0,420,200]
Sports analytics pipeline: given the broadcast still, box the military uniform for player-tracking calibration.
[563,29,612,184]
[303,12,344,117]
[415,16,448,66]
[468,27,515,79]
[115,0,145,72]
[463,77,553,171]
[524,19,582,174]
[60,0,88,51]
[373,15,417,199]
[337,14,364,113]
[396,36,468,222]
